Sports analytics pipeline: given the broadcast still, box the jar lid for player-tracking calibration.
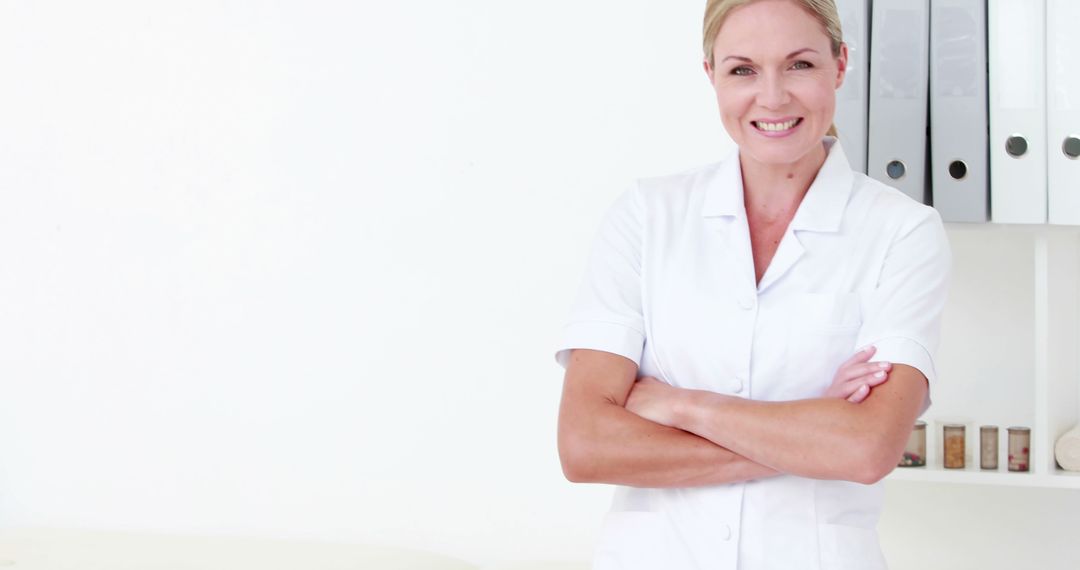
[1007,426,1031,432]
[943,423,965,428]
[914,421,926,428]
[980,425,998,431]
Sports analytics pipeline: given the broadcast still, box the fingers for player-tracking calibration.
[830,346,894,403]
[844,365,894,402]
[865,366,891,387]
[847,383,869,402]
[835,362,892,387]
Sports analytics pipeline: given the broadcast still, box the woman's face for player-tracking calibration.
[704,0,847,167]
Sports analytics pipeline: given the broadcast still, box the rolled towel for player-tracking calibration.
[1055,423,1080,472]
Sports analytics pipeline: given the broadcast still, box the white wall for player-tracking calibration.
[0,2,1076,569]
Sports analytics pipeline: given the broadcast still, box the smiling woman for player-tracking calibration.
[704,0,847,193]
[554,1,952,569]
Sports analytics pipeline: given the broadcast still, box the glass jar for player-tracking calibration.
[944,424,966,469]
[899,421,927,467]
[1008,426,1031,472]
[980,426,998,470]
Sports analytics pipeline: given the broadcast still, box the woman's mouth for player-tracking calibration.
[752,117,803,135]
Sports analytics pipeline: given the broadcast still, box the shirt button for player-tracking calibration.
[731,377,744,393]
[720,524,732,541]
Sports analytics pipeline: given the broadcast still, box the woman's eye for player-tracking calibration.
[731,66,753,76]
[792,60,813,70]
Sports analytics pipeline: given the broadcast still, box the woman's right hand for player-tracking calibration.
[825,345,891,403]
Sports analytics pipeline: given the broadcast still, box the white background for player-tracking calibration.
[0,1,1077,568]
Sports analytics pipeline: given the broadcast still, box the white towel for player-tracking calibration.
[1055,424,1080,472]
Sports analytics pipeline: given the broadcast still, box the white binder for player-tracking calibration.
[988,0,1047,224]
[834,0,871,174]
[929,0,989,222]
[1047,0,1080,225]
[868,0,931,204]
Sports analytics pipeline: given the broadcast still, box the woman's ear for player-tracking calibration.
[704,59,715,84]
[835,42,849,89]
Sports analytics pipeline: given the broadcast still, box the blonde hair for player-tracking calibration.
[703,0,843,137]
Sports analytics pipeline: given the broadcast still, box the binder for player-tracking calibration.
[1047,0,1080,225]
[988,0,1047,223]
[834,0,871,174]
[929,0,989,222]
[867,0,931,205]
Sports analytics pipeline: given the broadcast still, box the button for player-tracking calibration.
[886,160,906,179]
[1006,135,1029,158]
[731,377,744,393]
[720,524,732,541]
[1064,136,1080,159]
[948,160,968,180]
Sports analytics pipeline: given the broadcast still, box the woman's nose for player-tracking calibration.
[756,74,790,109]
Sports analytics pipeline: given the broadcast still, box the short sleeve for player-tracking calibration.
[553,183,646,370]
[855,206,952,413]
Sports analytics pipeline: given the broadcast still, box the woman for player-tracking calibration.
[554,0,952,569]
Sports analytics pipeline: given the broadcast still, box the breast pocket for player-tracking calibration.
[817,523,888,570]
[591,511,672,570]
[782,293,863,399]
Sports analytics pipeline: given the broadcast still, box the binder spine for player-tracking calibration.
[988,0,1048,223]
[868,0,932,205]
[929,0,990,222]
[834,0,872,174]
[1046,0,1080,225]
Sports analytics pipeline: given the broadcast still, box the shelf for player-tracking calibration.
[903,225,1080,490]
[942,222,1080,233]
[886,464,1080,490]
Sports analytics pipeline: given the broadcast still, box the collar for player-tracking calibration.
[701,136,854,233]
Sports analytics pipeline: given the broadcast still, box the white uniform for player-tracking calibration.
[554,137,952,570]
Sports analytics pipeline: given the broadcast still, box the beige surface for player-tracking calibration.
[0,527,478,570]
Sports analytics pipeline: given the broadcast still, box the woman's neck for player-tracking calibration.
[739,142,828,224]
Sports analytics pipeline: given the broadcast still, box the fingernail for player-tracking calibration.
[874,371,886,378]
[878,362,890,369]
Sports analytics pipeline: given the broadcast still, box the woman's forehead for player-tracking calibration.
[716,0,826,39]
[712,3,831,57]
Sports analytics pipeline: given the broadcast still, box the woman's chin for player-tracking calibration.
[740,143,810,167]
[737,132,823,165]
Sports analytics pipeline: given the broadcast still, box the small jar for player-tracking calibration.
[980,426,999,470]
[1008,426,1031,472]
[898,421,927,467]
[944,424,966,469]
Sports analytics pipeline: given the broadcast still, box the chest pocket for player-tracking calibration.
[781,292,863,399]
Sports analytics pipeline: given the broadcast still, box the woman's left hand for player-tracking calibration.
[624,376,686,428]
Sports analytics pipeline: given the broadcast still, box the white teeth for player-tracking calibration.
[755,118,800,132]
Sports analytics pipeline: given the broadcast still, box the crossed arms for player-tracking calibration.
[557,348,928,487]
